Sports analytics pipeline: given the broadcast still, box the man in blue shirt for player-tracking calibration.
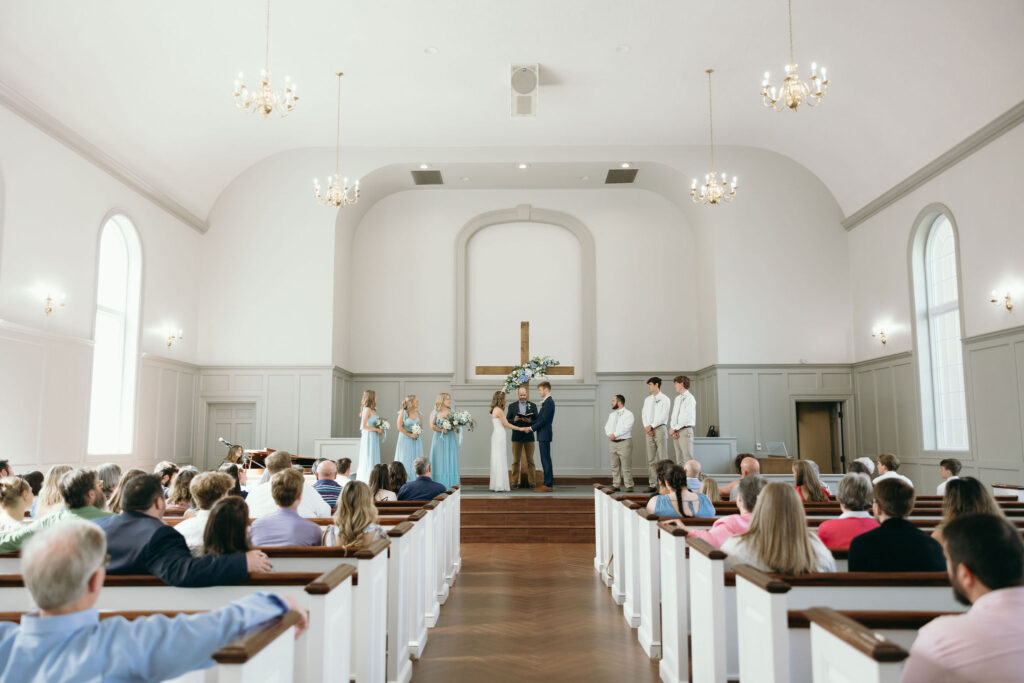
[250,469,323,547]
[397,457,447,501]
[0,520,307,683]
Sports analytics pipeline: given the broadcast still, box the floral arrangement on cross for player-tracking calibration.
[502,356,561,394]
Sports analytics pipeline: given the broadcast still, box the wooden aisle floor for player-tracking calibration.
[410,543,660,683]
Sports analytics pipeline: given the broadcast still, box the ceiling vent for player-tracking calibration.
[605,168,638,184]
[511,64,539,117]
[411,170,444,185]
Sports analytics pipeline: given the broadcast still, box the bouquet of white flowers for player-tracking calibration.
[452,410,476,432]
[375,417,391,432]
[438,416,454,432]
[410,423,423,437]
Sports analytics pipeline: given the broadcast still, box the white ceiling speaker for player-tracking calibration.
[510,64,539,118]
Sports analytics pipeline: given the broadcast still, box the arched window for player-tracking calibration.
[911,209,968,451]
[87,215,142,455]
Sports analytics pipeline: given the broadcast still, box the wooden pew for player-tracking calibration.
[730,565,963,683]
[0,566,355,683]
[994,483,1024,502]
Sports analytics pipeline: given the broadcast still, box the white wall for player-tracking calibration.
[199,149,336,366]
[344,188,699,373]
[848,125,1024,362]
[0,105,203,471]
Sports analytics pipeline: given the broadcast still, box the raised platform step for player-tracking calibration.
[460,496,594,543]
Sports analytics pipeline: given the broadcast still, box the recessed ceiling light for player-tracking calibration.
[518,163,529,170]
[616,44,631,54]
[460,176,470,182]
[424,46,439,55]
[419,164,429,169]
[580,175,590,181]
[621,162,631,168]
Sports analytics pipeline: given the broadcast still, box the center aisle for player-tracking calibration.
[410,543,659,682]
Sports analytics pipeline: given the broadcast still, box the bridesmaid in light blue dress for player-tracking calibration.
[394,394,424,472]
[356,389,382,484]
[429,392,460,488]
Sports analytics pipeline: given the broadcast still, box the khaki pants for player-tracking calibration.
[645,425,667,485]
[672,426,694,464]
[510,441,536,487]
[609,439,634,488]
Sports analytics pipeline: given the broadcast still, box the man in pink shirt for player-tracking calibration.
[670,475,765,547]
[902,513,1024,682]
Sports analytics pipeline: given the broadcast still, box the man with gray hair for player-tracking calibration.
[397,457,447,501]
[0,521,307,681]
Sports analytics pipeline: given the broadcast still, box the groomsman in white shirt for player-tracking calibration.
[642,377,671,492]
[670,375,697,465]
[605,394,635,492]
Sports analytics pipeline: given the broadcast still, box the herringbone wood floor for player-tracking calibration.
[410,543,660,682]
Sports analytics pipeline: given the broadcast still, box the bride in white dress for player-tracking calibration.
[489,391,529,492]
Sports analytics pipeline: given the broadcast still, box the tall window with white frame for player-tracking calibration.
[87,215,143,455]
[912,211,968,451]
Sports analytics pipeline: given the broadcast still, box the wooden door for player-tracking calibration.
[796,402,837,474]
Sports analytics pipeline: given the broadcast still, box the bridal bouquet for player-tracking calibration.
[410,424,423,437]
[502,356,561,394]
[452,410,476,432]
[375,417,391,433]
[438,416,454,432]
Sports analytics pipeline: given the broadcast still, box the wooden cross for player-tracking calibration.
[475,321,575,381]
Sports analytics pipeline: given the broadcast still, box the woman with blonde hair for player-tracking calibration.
[429,392,460,488]
[394,395,424,472]
[701,477,720,503]
[356,389,382,485]
[0,477,33,530]
[32,464,73,519]
[932,477,1005,544]
[721,481,836,573]
[325,481,388,548]
[793,460,830,502]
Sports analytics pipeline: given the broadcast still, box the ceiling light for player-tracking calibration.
[761,0,830,111]
[580,176,590,181]
[424,46,439,55]
[314,72,359,208]
[460,176,470,182]
[419,164,429,170]
[518,163,529,170]
[620,163,631,169]
[692,69,738,206]
[616,45,631,54]
[232,0,298,118]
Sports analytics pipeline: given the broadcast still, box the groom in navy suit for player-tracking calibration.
[531,380,556,491]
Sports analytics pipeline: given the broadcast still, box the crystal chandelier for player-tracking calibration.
[232,0,298,117]
[691,69,737,206]
[761,0,829,111]
[314,72,360,208]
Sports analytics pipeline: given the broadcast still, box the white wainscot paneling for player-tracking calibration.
[134,355,198,466]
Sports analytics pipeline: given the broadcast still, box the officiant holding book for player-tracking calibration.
[507,386,538,489]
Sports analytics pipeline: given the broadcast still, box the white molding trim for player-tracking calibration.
[0,80,208,234]
[140,352,200,371]
[850,350,914,369]
[0,318,94,346]
[962,323,1024,347]
[842,99,1024,230]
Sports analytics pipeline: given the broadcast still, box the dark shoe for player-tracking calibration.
[535,485,553,492]
[624,487,634,492]
[644,486,657,493]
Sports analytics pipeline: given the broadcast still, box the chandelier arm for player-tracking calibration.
[707,70,715,171]
[335,73,342,175]
[787,0,795,64]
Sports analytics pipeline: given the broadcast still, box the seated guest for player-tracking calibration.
[0,460,9,478]
[700,477,720,503]
[388,461,409,491]
[847,460,871,476]
[250,470,322,547]
[931,476,1004,545]
[175,472,235,550]
[58,469,115,521]
[23,471,44,497]
[684,459,702,492]
[817,473,879,549]
[246,451,329,519]
[312,459,342,509]
[324,482,388,548]
[902,514,1024,682]
[202,497,253,556]
[853,456,875,475]
[225,444,245,464]
[672,475,766,548]
[0,478,33,530]
[936,457,961,495]
[218,462,248,500]
[0,520,307,681]
[793,460,830,502]
[397,457,447,501]
[106,468,145,514]
[164,467,198,516]
[719,454,757,500]
[873,453,913,487]
[96,474,272,586]
[337,458,353,488]
[848,478,945,572]
[95,463,121,503]
[646,465,715,518]
[369,463,397,502]
[33,464,72,519]
[721,481,836,573]
[153,461,180,497]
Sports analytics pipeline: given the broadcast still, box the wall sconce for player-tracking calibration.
[871,326,887,346]
[43,292,66,316]
[990,290,1013,311]
[166,328,183,348]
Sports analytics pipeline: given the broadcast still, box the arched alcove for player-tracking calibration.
[454,204,596,384]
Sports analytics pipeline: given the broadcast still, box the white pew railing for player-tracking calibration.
[620,499,643,628]
[687,537,733,683]
[635,508,662,659]
[805,607,913,683]
[658,522,689,683]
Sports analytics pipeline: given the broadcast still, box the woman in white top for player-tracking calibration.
[368,463,397,502]
[0,477,33,530]
[488,391,530,492]
[721,481,836,574]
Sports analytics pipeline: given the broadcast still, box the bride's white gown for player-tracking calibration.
[489,416,511,492]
